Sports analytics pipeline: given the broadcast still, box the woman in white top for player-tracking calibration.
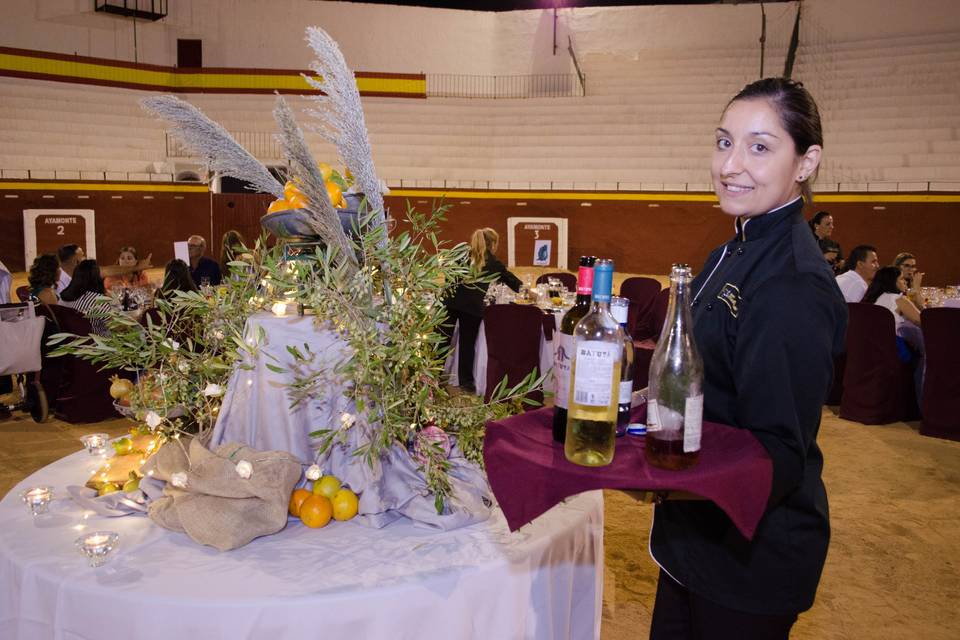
[862,266,922,359]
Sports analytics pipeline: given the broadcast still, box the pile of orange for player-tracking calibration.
[267,163,349,214]
[288,473,360,529]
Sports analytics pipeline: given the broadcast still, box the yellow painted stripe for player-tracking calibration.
[390,189,960,203]
[0,182,208,192]
[0,52,425,95]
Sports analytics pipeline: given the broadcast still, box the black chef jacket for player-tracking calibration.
[649,196,848,616]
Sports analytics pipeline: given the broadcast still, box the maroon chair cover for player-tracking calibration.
[535,272,577,291]
[650,288,670,340]
[38,304,120,423]
[483,304,545,404]
[632,338,655,391]
[15,286,30,302]
[839,303,918,424]
[919,308,960,441]
[619,277,661,340]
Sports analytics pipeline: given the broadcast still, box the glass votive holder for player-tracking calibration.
[75,531,120,568]
[80,433,109,456]
[20,486,53,516]
[271,300,288,317]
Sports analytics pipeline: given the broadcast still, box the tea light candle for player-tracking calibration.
[75,531,120,568]
[20,486,53,516]
[271,301,288,317]
[79,433,109,456]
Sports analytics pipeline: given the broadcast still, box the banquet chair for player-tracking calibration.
[839,303,918,424]
[630,288,671,391]
[36,304,120,423]
[619,276,661,340]
[15,286,30,302]
[535,272,577,291]
[483,304,545,405]
[919,308,960,441]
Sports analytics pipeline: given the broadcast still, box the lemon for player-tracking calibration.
[112,437,133,456]
[332,488,359,521]
[300,495,333,528]
[312,475,341,499]
[99,482,120,496]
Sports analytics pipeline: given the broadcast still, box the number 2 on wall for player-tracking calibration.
[56,225,65,236]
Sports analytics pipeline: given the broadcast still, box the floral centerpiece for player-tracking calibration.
[50,27,544,522]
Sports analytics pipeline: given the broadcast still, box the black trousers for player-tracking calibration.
[439,308,482,389]
[649,571,797,640]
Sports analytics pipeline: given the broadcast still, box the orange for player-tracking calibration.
[288,488,311,517]
[325,182,346,209]
[283,180,302,201]
[312,475,341,499]
[318,162,333,182]
[331,488,359,521]
[299,494,333,528]
[287,192,309,209]
[267,198,288,214]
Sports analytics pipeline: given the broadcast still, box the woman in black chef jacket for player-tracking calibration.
[648,78,847,639]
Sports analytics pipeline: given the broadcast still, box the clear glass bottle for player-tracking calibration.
[610,296,634,438]
[565,259,622,467]
[552,255,596,443]
[645,264,703,470]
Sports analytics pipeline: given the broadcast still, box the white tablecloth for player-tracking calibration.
[446,310,561,398]
[0,451,604,640]
[211,313,353,463]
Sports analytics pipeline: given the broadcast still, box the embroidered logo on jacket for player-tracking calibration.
[717,283,741,318]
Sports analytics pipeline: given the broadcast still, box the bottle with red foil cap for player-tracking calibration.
[552,255,597,443]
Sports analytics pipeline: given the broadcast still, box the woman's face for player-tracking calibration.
[823,250,838,265]
[815,215,834,238]
[118,251,137,267]
[712,98,820,218]
[899,258,917,280]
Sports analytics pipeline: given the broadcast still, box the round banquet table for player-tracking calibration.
[1,451,604,640]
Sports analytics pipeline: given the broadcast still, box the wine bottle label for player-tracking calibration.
[618,380,632,405]
[553,333,574,410]
[684,394,703,452]
[572,340,617,406]
[576,266,594,295]
[646,399,661,431]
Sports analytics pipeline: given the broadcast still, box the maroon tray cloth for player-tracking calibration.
[483,405,773,540]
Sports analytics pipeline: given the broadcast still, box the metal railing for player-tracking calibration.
[166,131,282,160]
[567,36,586,97]
[426,74,583,99]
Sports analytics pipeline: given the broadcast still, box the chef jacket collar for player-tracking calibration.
[734,196,804,242]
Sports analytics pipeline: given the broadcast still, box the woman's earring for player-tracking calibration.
[798,175,805,181]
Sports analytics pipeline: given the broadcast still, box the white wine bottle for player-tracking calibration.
[565,259,623,467]
[610,296,634,438]
[645,264,703,470]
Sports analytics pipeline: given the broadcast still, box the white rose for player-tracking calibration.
[340,412,356,428]
[144,411,163,430]
[235,460,252,479]
[305,464,322,481]
[170,472,188,488]
[203,383,224,397]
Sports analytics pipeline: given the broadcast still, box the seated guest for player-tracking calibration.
[157,259,200,300]
[863,266,924,398]
[444,227,522,391]
[818,238,843,274]
[56,244,84,293]
[188,235,222,286]
[59,259,110,336]
[0,257,11,304]
[27,254,60,305]
[104,246,152,292]
[220,229,250,277]
[835,244,879,302]
[893,252,925,308]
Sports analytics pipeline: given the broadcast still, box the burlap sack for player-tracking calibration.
[142,438,302,551]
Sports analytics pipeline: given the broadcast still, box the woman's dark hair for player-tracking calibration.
[28,254,59,291]
[60,259,105,302]
[727,77,823,204]
[862,266,902,304]
[160,259,199,297]
[809,211,832,235]
[220,229,247,274]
